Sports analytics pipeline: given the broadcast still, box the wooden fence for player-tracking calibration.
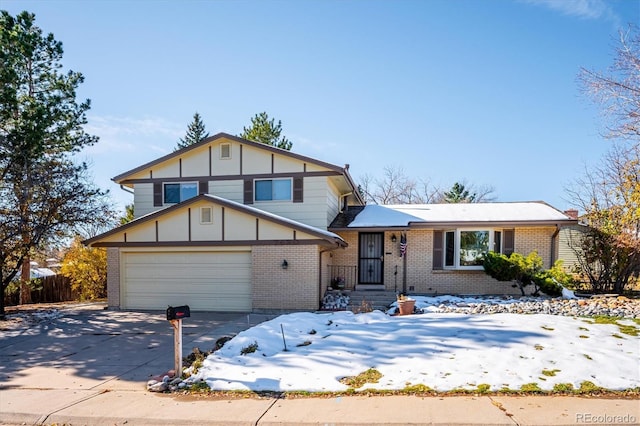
[4,275,77,306]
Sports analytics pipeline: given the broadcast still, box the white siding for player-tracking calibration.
[326,180,341,227]
[209,180,243,203]
[133,183,154,218]
[253,176,329,229]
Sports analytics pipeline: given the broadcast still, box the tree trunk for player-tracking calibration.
[19,256,32,305]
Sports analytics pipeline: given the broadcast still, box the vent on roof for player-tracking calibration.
[220,143,231,159]
[200,207,213,224]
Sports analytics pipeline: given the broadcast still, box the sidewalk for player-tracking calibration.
[1,303,638,425]
[2,389,639,425]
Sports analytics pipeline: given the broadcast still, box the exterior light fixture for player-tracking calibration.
[281,259,288,269]
[391,234,397,243]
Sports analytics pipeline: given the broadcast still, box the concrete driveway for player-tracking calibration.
[0,303,268,392]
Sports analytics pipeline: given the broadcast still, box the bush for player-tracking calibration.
[483,251,542,295]
[532,260,577,297]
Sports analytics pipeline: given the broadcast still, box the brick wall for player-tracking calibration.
[333,226,558,295]
[252,245,320,311]
[106,248,121,309]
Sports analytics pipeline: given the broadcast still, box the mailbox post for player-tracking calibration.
[166,305,190,376]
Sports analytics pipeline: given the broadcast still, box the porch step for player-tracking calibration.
[347,290,397,312]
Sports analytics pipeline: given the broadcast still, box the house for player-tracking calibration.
[85,133,578,312]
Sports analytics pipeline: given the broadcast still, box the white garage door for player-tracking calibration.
[122,251,252,311]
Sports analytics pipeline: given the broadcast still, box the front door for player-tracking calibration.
[358,232,384,285]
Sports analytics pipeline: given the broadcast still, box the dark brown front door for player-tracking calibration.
[358,232,384,284]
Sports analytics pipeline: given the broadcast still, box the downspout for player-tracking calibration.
[339,192,353,213]
[120,185,134,195]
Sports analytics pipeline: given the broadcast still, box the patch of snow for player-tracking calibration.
[189,301,639,392]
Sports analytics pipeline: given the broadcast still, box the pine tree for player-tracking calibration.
[176,112,209,151]
[443,182,476,203]
[240,112,292,150]
[0,11,114,318]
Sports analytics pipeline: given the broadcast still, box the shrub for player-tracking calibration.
[240,341,259,355]
[532,260,577,296]
[553,383,574,392]
[483,251,542,296]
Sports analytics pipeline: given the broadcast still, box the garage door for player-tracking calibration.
[122,251,252,311]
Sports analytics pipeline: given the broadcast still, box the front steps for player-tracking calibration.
[347,290,397,312]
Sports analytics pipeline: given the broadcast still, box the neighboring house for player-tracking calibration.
[86,133,578,312]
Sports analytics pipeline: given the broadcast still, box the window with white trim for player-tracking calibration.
[163,182,198,204]
[443,229,501,269]
[254,178,292,202]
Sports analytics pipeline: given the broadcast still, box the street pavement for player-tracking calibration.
[0,303,638,426]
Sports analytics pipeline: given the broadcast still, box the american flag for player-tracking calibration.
[400,233,407,257]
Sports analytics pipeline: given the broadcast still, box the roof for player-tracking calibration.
[329,201,578,230]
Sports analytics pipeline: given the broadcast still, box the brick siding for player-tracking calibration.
[252,245,320,311]
[106,248,121,309]
[334,227,558,295]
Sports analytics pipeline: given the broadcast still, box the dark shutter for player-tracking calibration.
[503,229,515,255]
[199,180,208,195]
[293,177,303,203]
[153,182,163,206]
[432,230,443,270]
[243,179,253,204]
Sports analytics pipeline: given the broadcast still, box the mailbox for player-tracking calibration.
[166,305,190,320]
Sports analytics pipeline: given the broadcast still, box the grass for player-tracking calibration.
[583,316,640,336]
[340,368,383,389]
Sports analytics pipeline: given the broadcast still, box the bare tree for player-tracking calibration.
[579,26,640,143]
[565,143,640,293]
[359,168,495,205]
[359,166,422,204]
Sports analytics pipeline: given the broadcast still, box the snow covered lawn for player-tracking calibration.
[190,299,640,393]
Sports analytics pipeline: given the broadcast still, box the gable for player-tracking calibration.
[85,194,346,248]
[113,133,357,191]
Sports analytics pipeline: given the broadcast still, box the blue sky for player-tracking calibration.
[4,0,639,213]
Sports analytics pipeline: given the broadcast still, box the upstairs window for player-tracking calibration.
[254,178,292,202]
[164,182,197,204]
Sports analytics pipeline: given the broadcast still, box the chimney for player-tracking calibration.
[563,209,579,219]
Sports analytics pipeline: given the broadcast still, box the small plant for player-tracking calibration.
[476,383,491,393]
[340,368,382,389]
[240,341,259,355]
[534,344,544,351]
[540,326,554,331]
[189,380,210,392]
[553,383,574,392]
[541,369,560,377]
[578,380,602,393]
[579,335,589,339]
[403,383,433,393]
[330,276,346,290]
[183,347,211,376]
[520,383,543,393]
[353,299,373,314]
[583,353,593,360]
